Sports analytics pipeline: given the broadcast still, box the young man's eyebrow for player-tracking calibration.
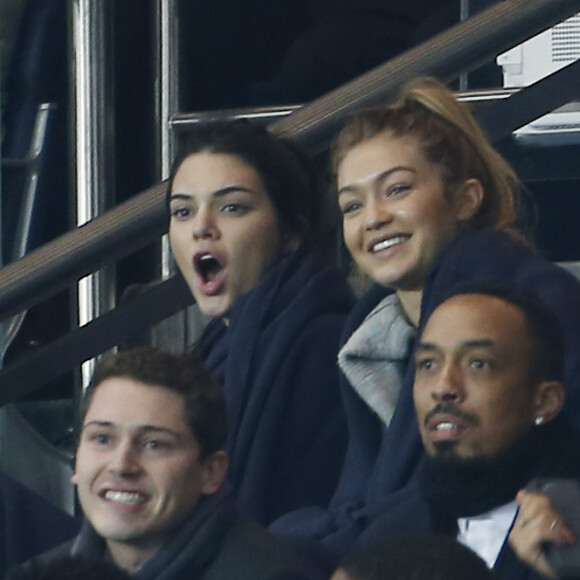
[82,420,113,429]
[82,421,181,439]
[137,425,182,438]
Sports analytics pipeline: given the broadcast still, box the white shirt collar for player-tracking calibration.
[457,500,519,568]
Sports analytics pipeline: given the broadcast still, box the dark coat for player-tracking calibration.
[357,421,580,580]
[10,488,322,580]
[272,229,580,562]
[354,480,548,580]
[195,248,353,525]
[0,471,79,578]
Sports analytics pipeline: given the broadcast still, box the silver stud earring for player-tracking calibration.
[535,416,545,426]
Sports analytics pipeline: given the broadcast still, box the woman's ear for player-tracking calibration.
[455,178,484,222]
[533,380,565,425]
[282,231,302,254]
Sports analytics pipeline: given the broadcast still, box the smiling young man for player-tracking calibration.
[12,348,320,580]
[352,282,580,580]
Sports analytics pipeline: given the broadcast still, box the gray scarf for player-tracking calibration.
[338,293,416,426]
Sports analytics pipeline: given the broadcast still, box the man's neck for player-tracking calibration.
[106,539,161,574]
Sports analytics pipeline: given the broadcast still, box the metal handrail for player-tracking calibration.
[171,104,301,129]
[0,276,193,407]
[169,92,520,130]
[270,0,580,150]
[0,181,168,322]
[0,73,578,407]
[0,0,579,326]
[1,0,579,325]
[0,0,579,323]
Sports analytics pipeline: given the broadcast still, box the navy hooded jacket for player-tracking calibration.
[272,229,580,563]
[196,248,354,525]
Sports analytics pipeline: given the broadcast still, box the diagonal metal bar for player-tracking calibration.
[0,181,168,321]
[0,275,193,407]
[270,0,580,151]
[475,58,580,143]
[0,0,578,323]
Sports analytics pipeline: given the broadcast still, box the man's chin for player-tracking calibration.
[428,444,496,474]
[429,440,483,466]
[431,439,460,458]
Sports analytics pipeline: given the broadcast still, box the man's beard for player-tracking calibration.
[427,446,501,478]
[417,415,579,536]
[431,439,460,458]
[420,421,545,520]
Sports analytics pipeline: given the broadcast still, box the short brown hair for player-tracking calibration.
[83,348,226,459]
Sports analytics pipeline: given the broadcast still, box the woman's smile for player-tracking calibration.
[338,132,465,294]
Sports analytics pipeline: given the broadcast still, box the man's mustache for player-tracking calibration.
[424,402,480,427]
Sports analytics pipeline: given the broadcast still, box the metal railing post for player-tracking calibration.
[155,0,179,280]
[270,0,580,152]
[1,0,578,325]
[1,104,56,364]
[70,0,116,385]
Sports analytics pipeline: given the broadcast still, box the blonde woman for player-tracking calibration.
[273,78,580,562]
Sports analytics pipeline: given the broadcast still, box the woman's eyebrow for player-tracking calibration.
[169,186,257,202]
[212,185,258,197]
[168,192,192,202]
[337,166,415,196]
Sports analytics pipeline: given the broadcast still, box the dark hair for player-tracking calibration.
[332,77,520,232]
[167,120,320,245]
[83,348,226,459]
[9,556,131,580]
[428,280,565,384]
[339,532,492,580]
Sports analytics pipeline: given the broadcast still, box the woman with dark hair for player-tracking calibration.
[167,120,353,525]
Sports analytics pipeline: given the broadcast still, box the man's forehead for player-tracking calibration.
[421,293,529,347]
[85,377,189,429]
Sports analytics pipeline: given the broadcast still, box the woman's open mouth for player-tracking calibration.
[194,252,226,295]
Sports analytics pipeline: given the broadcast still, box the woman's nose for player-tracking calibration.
[363,196,393,231]
[192,206,219,240]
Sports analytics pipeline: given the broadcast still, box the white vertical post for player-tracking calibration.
[459,0,470,91]
[155,0,179,280]
[70,0,115,386]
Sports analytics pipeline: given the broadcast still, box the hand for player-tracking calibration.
[509,489,577,579]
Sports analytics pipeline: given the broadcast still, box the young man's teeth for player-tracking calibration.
[105,490,145,504]
[372,236,407,252]
[435,422,457,431]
